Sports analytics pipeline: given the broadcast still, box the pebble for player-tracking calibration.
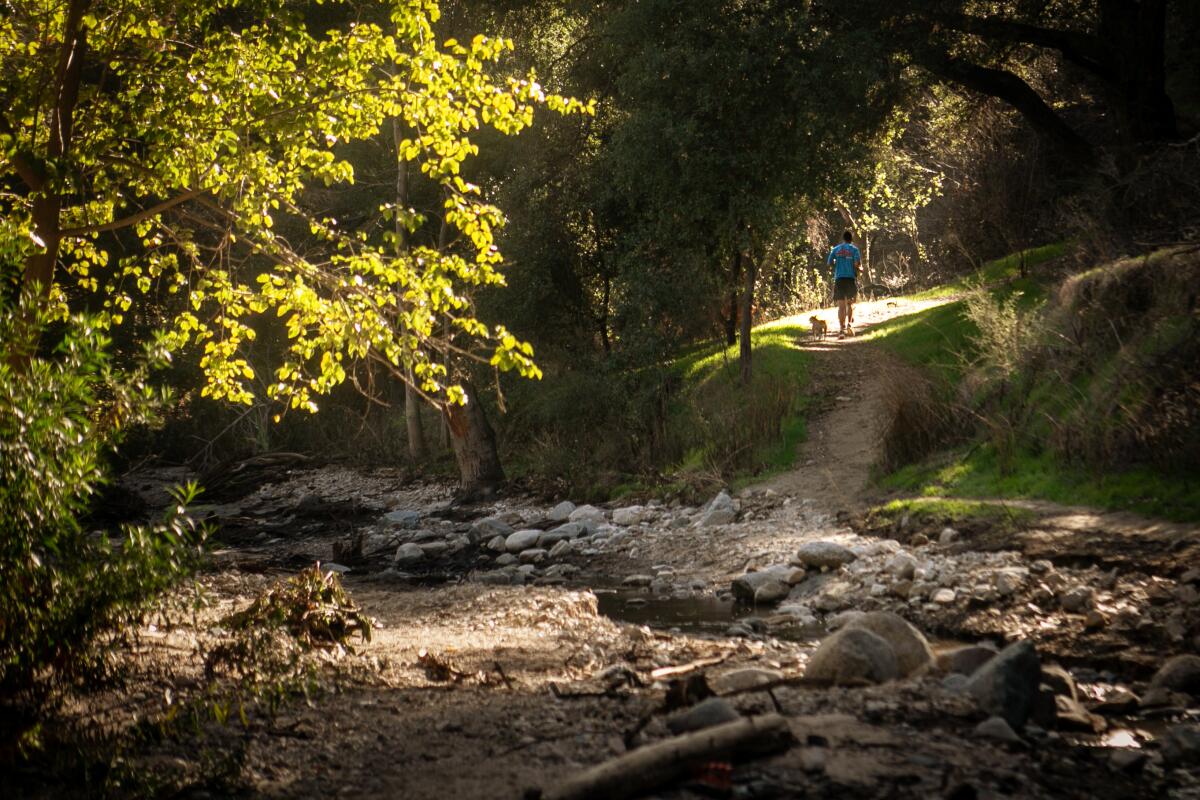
[932,588,956,604]
[974,716,1022,744]
[939,527,959,544]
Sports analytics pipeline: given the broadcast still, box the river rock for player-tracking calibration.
[1061,586,1096,613]
[495,553,518,566]
[966,640,1041,729]
[845,611,934,676]
[1162,724,1200,766]
[974,716,1022,744]
[794,541,857,569]
[505,529,542,553]
[805,628,900,685]
[486,534,507,553]
[1148,654,1200,695]
[548,539,573,559]
[711,667,783,693]
[931,588,956,604]
[518,548,547,564]
[569,504,606,523]
[384,509,421,529]
[547,501,576,522]
[419,541,449,558]
[994,568,1027,596]
[885,553,918,580]
[936,645,998,676]
[622,574,653,587]
[612,506,645,526]
[731,569,791,605]
[394,542,424,564]
[470,516,513,542]
[939,527,959,544]
[665,698,741,734]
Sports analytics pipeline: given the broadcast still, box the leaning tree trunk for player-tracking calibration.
[738,251,757,386]
[444,379,505,500]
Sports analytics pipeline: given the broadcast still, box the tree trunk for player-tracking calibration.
[21,0,89,295]
[392,117,426,462]
[444,379,505,500]
[738,250,757,386]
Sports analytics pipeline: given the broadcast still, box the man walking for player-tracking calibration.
[826,231,861,338]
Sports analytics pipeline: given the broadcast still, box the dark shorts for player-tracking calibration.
[833,277,857,301]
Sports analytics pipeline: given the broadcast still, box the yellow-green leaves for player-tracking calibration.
[2,0,592,417]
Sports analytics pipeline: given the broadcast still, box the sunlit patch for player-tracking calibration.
[1101,729,1140,749]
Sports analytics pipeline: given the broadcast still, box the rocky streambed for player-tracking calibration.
[102,463,1200,799]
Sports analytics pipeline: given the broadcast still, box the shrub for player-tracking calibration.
[0,293,206,753]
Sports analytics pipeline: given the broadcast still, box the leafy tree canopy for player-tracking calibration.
[0,0,591,414]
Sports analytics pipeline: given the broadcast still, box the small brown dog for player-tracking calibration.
[809,315,828,340]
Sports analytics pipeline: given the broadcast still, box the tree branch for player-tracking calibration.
[924,54,1095,164]
[59,187,209,237]
[931,12,1115,81]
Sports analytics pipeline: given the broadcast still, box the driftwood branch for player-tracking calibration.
[543,713,794,800]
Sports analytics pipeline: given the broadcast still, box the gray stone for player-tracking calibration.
[384,509,421,528]
[1149,654,1200,695]
[322,562,351,574]
[1162,724,1200,766]
[470,516,513,542]
[1061,586,1096,613]
[622,574,654,587]
[569,504,606,523]
[394,542,425,563]
[826,610,865,631]
[504,529,542,553]
[495,553,518,566]
[845,611,934,677]
[547,501,576,522]
[936,645,998,676]
[932,588,956,604]
[939,527,959,544]
[942,673,970,692]
[966,640,1041,730]
[548,539,574,559]
[974,716,1022,744]
[537,530,574,548]
[476,569,519,585]
[418,541,449,558]
[711,667,783,694]
[707,489,735,512]
[731,569,791,605]
[612,506,645,526]
[698,507,736,527]
[665,698,741,735]
[994,568,1027,596]
[885,553,918,580]
[518,548,547,564]
[805,628,901,685]
[794,541,857,569]
[486,534,507,552]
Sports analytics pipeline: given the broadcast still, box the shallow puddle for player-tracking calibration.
[593,589,749,635]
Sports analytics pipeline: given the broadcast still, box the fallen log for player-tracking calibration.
[542,713,793,800]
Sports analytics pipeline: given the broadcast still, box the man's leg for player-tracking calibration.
[846,298,855,334]
[837,299,848,331]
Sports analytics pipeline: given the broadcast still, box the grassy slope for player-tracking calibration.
[665,317,811,491]
[867,245,1200,522]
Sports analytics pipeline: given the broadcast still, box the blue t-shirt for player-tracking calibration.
[827,242,861,280]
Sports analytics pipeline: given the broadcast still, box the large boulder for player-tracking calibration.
[844,611,934,677]
[965,640,1041,730]
[569,504,606,523]
[805,628,900,685]
[547,501,576,522]
[1149,654,1200,695]
[697,490,737,526]
[794,541,857,569]
[504,529,542,553]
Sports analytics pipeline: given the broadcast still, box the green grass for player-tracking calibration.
[667,317,812,487]
[868,496,1035,530]
[882,446,1200,522]
[867,242,1200,523]
[909,241,1069,300]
